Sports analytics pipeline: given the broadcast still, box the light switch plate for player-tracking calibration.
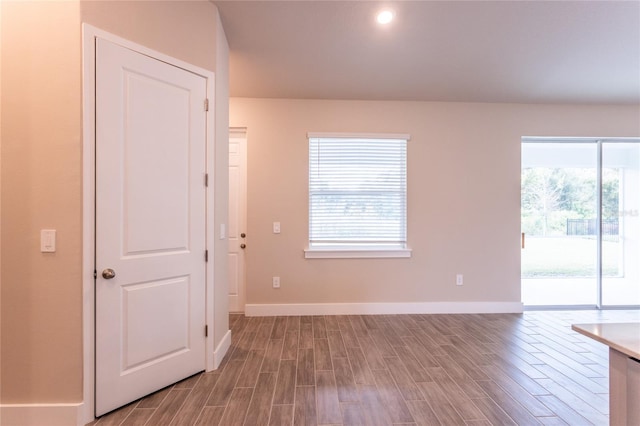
[273,222,281,234]
[41,229,56,253]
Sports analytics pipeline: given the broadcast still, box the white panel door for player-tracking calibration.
[228,129,247,312]
[95,38,207,416]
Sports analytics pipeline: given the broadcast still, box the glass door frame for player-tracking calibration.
[522,136,640,310]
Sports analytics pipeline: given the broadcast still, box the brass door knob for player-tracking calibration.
[241,233,246,238]
[102,268,116,279]
[240,244,246,249]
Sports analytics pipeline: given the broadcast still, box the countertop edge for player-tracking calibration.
[572,323,640,360]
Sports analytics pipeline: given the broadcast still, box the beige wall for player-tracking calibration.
[230,98,640,307]
[213,12,230,344]
[81,0,216,72]
[0,1,2,406]
[1,0,83,403]
[1,0,229,407]
[0,0,4,404]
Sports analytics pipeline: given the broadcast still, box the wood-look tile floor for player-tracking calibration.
[90,309,639,426]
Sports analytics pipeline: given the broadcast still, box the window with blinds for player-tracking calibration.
[308,134,408,251]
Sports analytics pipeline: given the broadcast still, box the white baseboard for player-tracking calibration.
[0,403,84,426]
[212,329,232,369]
[245,301,524,316]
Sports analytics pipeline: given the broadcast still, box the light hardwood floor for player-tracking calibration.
[89,309,639,425]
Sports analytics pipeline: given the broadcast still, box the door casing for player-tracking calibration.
[82,24,216,424]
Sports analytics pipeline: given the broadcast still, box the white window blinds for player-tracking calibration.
[309,135,408,248]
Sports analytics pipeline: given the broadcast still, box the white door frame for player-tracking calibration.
[81,24,216,424]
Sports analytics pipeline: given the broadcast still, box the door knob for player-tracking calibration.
[240,244,246,249]
[241,233,246,238]
[102,268,116,279]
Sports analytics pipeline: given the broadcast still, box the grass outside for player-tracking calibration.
[522,237,620,278]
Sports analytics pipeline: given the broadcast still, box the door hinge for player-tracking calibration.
[93,270,97,279]
[205,173,209,187]
[205,250,209,262]
[204,99,209,112]
[205,324,208,337]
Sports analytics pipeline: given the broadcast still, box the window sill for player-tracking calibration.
[304,247,412,259]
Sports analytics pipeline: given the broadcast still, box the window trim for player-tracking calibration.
[307,132,411,141]
[306,132,411,259]
[304,247,412,259]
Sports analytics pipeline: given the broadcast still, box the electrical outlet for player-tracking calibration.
[272,276,281,288]
[456,274,464,286]
[273,222,281,234]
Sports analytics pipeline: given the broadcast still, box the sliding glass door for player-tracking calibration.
[602,142,640,306]
[521,142,598,306]
[521,138,640,308]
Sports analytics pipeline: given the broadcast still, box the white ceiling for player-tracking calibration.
[214,0,640,104]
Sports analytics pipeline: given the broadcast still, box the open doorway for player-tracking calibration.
[521,138,640,308]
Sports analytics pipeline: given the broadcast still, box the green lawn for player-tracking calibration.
[522,237,620,278]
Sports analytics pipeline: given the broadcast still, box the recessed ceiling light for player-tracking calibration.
[376,9,394,25]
